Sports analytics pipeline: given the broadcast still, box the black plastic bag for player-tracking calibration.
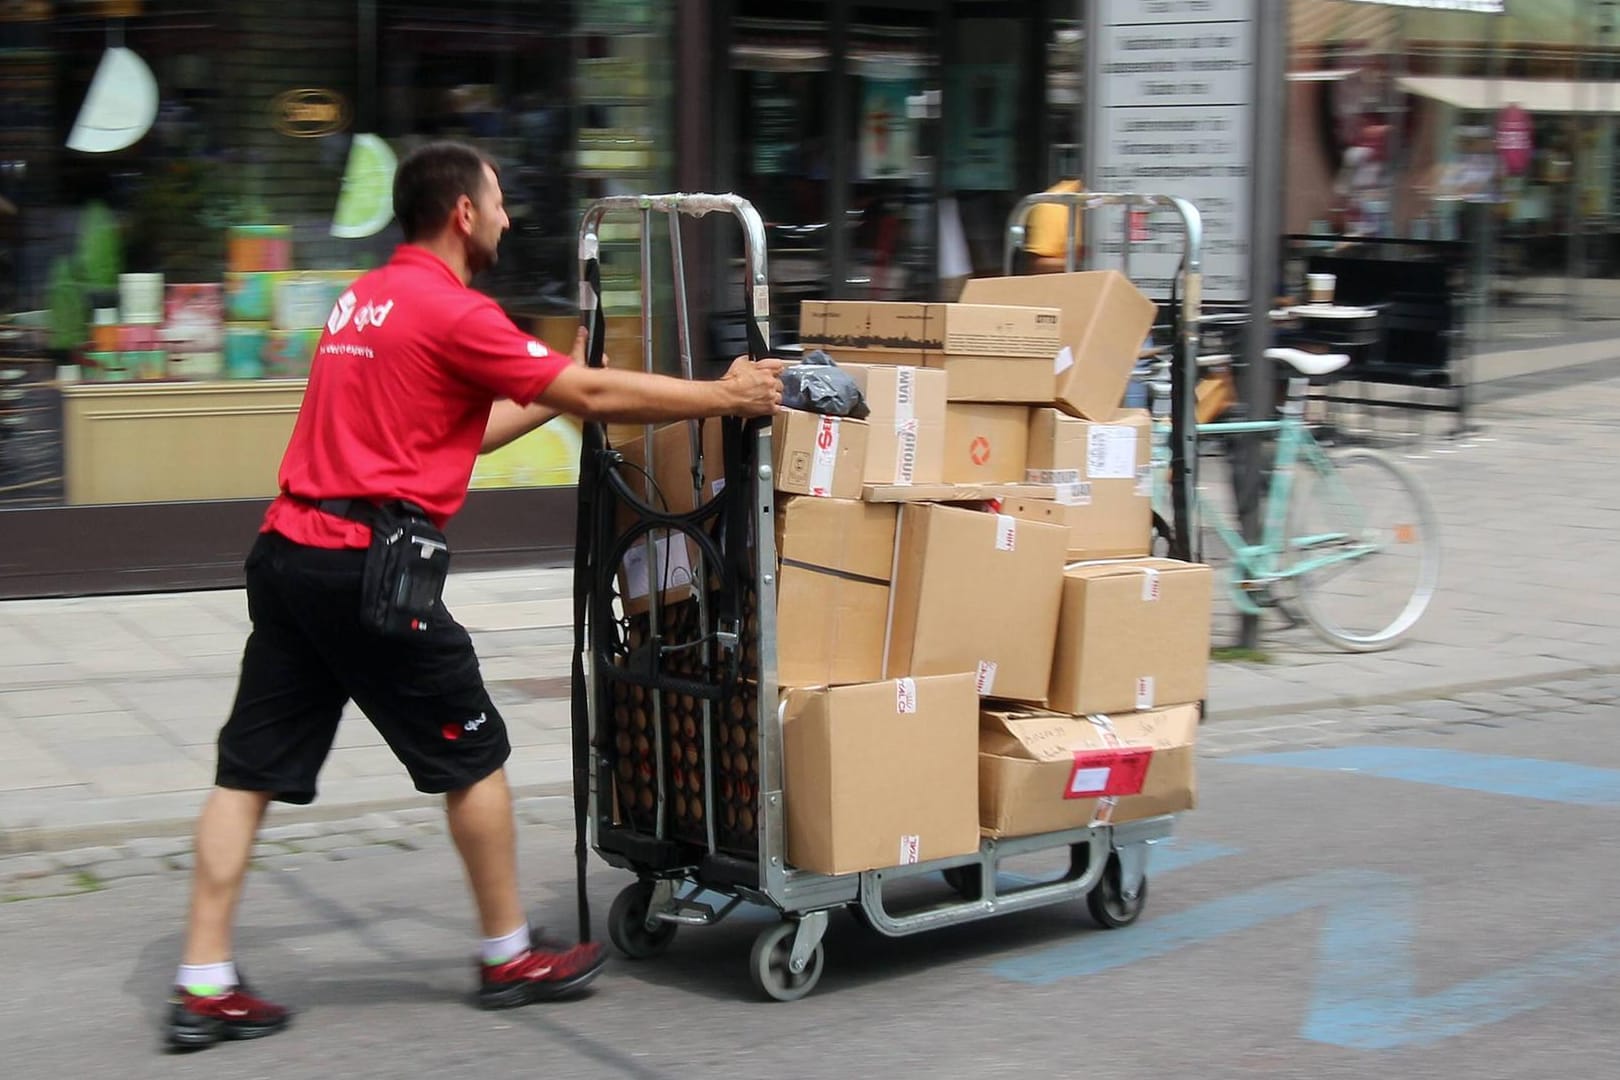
[781,349,870,419]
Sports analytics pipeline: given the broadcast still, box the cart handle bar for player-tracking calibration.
[1002,191,1204,279]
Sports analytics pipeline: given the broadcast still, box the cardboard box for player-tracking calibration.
[1009,408,1153,559]
[772,410,869,499]
[783,674,980,874]
[776,497,898,687]
[887,503,1067,703]
[799,300,1061,360]
[613,419,728,519]
[943,404,1030,485]
[609,421,727,616]
[1049,559,1214,715]
[841,363,946,486]
[934,353,1055,404]
[978,703,1199,838]
[799,301,1060,404]
[961,270,1157,422]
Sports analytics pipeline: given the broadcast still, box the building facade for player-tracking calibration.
[4,0,1613,595]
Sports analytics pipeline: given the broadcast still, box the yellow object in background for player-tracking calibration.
[469,416,582,490]
[1024,179,1084,259]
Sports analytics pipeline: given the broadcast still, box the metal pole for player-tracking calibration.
[1239,0,1286,650]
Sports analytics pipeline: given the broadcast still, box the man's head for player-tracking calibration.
[393,141,508,275]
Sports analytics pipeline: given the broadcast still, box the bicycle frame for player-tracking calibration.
[1152,379,1378,614]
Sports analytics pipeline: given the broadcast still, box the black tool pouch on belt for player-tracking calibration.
[360,503,451,636]
[293,496,451,636]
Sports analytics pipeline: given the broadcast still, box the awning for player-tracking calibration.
[1398,75,1620,115]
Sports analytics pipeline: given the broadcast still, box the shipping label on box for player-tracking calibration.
[776,496,898,687]
[840,363,947,486]
[772,410,869,499]
[783,673,980,875]
[886,503,1067,704]
[1012,408,1153,559]
[1048,558,1213,716]
[615,531,700,617]
[978,702,1198,838]
[943,404,1030,484]
[962,270,1156,422]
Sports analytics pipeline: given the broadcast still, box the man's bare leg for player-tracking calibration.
[181,787,273,965]
[446,767,526,939]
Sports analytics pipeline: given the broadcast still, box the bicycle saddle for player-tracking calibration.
[1265,348,1350,377]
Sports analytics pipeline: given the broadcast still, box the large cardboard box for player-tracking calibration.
[611,420,727,616]
[799,300,1059,404]
[776,497,898,687]
[1008,408,1153,560]
[840,363,947,486]
[1049,559,1214,715]
[784,674,981,875]
[772,410,869,499]
[944,404,1030,485]
[961,270,1157,422]
[614,419,728,518]
[978,703,1199,838]
[887,504,1067,703]
[799,300,1060,360]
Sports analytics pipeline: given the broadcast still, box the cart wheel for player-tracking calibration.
[940,865,982,899]
[1086,856,1148,929]
[749,921,824,1002]
[608,880,678,959]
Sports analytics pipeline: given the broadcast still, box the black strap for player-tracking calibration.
[285,494,427,528]
[567,254,610,944]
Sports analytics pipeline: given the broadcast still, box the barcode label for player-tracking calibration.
[1055,482,1093,506]
[975,660,998,696]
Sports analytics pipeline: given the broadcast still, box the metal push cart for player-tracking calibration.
[569,193,1191,1003]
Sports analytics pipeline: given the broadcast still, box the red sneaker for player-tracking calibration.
[165,981,291,1050]
[477,938,607,1009]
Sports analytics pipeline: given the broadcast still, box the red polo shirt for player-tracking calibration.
[261,246,570,549]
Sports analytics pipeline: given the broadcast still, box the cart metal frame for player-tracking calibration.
[572,192,1183,1002]
[1003,190,1206,563]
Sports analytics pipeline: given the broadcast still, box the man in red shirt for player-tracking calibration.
[165,141,784,1050]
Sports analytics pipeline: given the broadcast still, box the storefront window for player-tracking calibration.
[0,0,673,509]
[1287,0,1620,347]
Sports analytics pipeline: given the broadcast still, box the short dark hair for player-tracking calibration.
[392,141,498,242]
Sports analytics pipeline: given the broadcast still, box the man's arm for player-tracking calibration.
[541,356,785,423]
[481,400,560,454]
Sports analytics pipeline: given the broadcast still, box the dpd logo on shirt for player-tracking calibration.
[326,291,395,335]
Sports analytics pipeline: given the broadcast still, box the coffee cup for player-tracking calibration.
[1307,273,1336,305]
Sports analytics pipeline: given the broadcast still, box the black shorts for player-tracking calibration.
[215,531,511,804]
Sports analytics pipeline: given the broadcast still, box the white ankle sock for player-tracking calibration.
[482,923,531,966]
[177,960,238,995]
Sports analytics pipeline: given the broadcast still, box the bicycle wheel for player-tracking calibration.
[1286,448,1440,651]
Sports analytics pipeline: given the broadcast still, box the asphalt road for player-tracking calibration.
[4,679,1618,1080]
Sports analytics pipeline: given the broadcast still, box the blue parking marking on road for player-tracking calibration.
[992,867,1620,1050]
[1227,746,1620,806]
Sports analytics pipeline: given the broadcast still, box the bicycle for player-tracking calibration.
[1147,347,1441,652]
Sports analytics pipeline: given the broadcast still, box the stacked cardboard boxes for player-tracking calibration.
[610,277,1208,876]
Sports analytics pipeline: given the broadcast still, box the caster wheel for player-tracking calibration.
[1086,855,1148,929]
[608,880,678,959]
[940,865,982,899]
[749,921,824,1002]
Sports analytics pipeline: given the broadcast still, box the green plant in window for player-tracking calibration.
[46,256,88,352]
[77,201,122,293]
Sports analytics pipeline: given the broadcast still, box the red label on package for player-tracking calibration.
[1064,747,1154,800]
